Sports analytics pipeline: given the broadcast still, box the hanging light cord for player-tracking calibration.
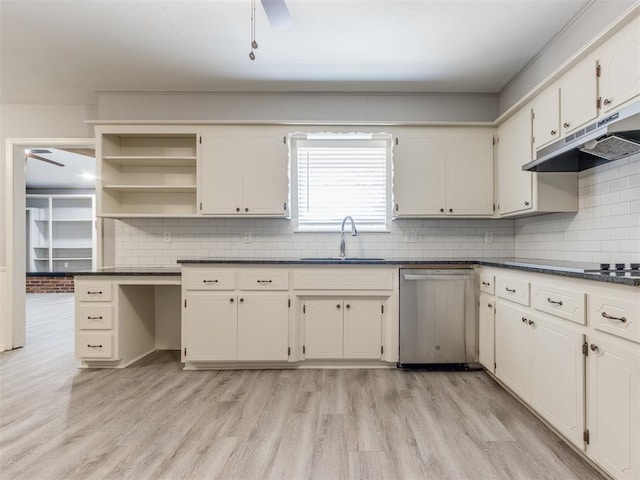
[249,0,258,60]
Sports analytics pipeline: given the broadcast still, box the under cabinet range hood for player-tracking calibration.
[523,101,640,172]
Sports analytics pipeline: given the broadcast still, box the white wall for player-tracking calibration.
[515,153,640,263]
[499,0,636,114]
[98,92,498,123]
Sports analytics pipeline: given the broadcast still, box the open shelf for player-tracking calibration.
[102,185,196,193]
[103,155,197,166]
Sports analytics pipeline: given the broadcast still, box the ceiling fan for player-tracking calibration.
[249,0,293,60]
[24,149,65,167]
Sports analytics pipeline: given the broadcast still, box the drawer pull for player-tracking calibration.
[506,287,516,293]
[87,316,103,320]
[482,281,491,286]
[87,291,103,295]
[547,297,563,306]
[87,344,103,348]
[602,311,627,323]
[257,280,273,284]
[203,279,218,284]
[590,343,599,352]
[521,317,527,323]
[488,303,492,308]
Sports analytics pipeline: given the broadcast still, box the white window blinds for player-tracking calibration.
[295,137,390,231]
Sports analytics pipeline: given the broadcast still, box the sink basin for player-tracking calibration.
[300,257,385,262]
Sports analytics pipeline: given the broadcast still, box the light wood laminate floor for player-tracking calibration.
[0,293,604,480]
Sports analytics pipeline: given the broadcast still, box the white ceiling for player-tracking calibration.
[25,148,96,189]
[0,0,593,104]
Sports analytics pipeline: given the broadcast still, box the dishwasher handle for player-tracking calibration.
[403,273,474,281]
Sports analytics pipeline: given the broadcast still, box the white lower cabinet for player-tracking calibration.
[303,298,384,360]
[587,334,639,480]
[495,301,585,449]
[478,293,495,372]
[183,293,289,362]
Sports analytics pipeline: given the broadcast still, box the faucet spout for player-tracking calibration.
[339,216,358,257]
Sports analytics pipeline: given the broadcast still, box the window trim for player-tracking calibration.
[289,132,393,233]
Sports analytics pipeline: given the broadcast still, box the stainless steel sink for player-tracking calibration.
[300,257,385,262]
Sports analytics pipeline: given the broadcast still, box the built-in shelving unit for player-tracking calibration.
[98,133,198,217]
[26,195,96,272]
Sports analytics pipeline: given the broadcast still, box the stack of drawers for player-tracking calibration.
[75,281,115,360]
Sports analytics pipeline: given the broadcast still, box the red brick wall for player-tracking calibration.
[26,276,75,293]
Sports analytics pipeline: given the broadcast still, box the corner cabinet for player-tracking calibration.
[393,127,494,217]
[198,127,290,217]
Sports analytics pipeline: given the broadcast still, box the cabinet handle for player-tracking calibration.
[440,208,444,213]
[257,280,273,284]
[602,311,626,323]
[506,287,516,293]
[590,343,599,352]
[346,304,351,309]
[528,320,535,326]
[550,129,557,135]
[230,298,235,303]
[245,207,249,212]
[336,304,341,309]
[203,279,218,284]
[488,303,492,308]
[87,291,103,295]
[449,208,453,213]
[87,344,103,348]
[563,122,570,129]
[547,297,563,306]
[239,298,244,303]
[524,201,530,206]
[482,281,490,286]
[521,317,527,323]
[236,207,241,212]
[87,316,103,320]
[603,98,611,106]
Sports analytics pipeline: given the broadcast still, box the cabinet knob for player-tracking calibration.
[236,207,240,212]
[448,208,453,213]
[550,129,557,135]
[346,304,351,309]
[230,298,234,303]
[603,98,611,106]
[563,122,570,129]
[524,201,530,206]
[336,304,341,309]
[245,207,249,212]
[528,320,535,326]
[488,303,492,308]
[239,298,244,303]
[590,343,598,352]
[521,317,527,323]
[440,208,444,213]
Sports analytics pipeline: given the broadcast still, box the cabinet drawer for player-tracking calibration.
[78,333,114,359]
[76,283,112,302]
[238,270,289,290]
[183,269,235,290]
[77,305,113,330]
[479,274,495,295]
[496,277,530,306]
[589,295,640,344]
[293,269,393,290]
[531,283,586,325]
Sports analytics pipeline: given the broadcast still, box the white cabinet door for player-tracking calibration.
[304,299,344,359]
[183,293,238,361]
[343,299,382,359]
[598,16,640,112]
[445,134,494,215]
[495,301,531,401]
[587,336,639,479]
[496,106,533,215]
[560,56,599,134]
[532,85,560,149]
[530,315,585,449]
[393,136,445,216]
[478,293,495,372]
[237,294,289,361]
[199,134,243,214]
[242,135,289,216]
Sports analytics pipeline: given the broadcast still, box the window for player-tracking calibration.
[292,133,392,232]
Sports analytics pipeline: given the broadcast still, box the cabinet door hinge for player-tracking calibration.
[287,346,291,356]
[494,362,497,370]
[184,299,187,308]
[596,63,601,78]
[302,345,306,354]
[199,136,202,144]
[583,429,590,444]
[492,136,496,146]
[582,341,589,356]
[288,298,291,308]
[283,136,287,144]
[184,347,187,356]
[199,202,202,211]
[493,203,496,212]
[381,345,384,354]
[283,201,287,211]
[531,111,535,120]
[381,304,384,314]
[395,137,398,146]
[597,97,602,110]
[303,305,306,314]
[532,136,535,144]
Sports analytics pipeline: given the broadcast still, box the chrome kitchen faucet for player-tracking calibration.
[339,216,358,257]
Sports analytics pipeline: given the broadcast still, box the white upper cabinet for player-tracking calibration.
[393,128,494,217]
[199,127,289,217]
[560,56,599,134]
[532,84,560,149]
[598,15,640,113]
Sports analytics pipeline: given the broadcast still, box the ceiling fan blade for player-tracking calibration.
[261,0,292,30]
[25,153,65,167]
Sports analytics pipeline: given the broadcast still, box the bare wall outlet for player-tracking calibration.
[484,232,493,243]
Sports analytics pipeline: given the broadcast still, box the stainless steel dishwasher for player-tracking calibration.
[399,269,478,368]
